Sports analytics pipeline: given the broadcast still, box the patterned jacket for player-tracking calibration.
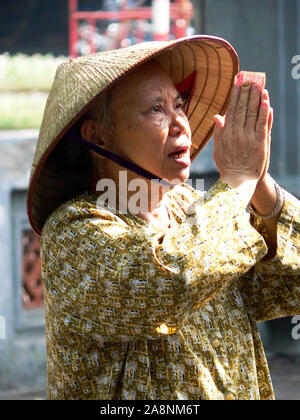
[40,182,300,400]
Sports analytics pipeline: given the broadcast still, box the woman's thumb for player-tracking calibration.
[213,114,225,136]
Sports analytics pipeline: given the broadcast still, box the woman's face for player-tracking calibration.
[107,61,192,183]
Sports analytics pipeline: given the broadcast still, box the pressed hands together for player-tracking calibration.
[213,78,281,251]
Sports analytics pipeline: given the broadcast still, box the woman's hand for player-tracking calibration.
[213,81,271,203]
[254,89,274,185]
[213,83,282,252]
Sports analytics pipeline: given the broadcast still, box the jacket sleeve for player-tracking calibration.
[239,189,300,322]
[40,182,267,343]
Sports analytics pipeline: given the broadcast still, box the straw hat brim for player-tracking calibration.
[27,35,239,235]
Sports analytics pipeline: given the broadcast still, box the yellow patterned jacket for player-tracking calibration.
[40,182,300,400]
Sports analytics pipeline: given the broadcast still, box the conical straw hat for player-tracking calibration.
[27,35,239,235]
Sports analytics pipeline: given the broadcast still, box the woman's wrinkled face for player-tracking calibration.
[107,61,192,183]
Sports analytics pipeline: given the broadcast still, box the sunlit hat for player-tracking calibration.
[27,35,239,235]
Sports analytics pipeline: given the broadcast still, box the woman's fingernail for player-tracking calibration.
[261,90,269,101]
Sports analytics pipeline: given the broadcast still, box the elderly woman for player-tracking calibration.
[27,35,300,400]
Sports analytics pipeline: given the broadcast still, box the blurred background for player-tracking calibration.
[0,0,299,400]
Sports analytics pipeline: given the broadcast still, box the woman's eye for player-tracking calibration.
[152,104,162,112]
[175,101,184,111]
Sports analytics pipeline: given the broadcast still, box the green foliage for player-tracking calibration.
[0,53,66,129]
[0,92,48,129]
[0,53,65,92]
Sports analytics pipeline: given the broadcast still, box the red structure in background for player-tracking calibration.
[69,0,193,57]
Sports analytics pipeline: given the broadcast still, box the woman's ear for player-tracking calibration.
[80,119,99,143]
[80,119,109,148]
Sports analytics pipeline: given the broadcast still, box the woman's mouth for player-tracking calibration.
[168,147,191,166]
[170,151,187,159]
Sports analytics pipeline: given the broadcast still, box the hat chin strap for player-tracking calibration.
[66,132,174,187]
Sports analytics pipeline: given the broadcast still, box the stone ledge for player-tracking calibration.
[0,388,46,400]
[0,129,39,142]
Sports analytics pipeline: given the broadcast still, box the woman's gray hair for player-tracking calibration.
[84,90,114,141]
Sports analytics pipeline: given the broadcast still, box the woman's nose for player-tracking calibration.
[169,112,190,137]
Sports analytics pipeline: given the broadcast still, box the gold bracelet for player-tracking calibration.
[247,178,284,219]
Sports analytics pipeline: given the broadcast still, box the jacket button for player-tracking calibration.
[212,338,221,348]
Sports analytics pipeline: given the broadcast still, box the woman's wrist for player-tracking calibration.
[249,173,284,219]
